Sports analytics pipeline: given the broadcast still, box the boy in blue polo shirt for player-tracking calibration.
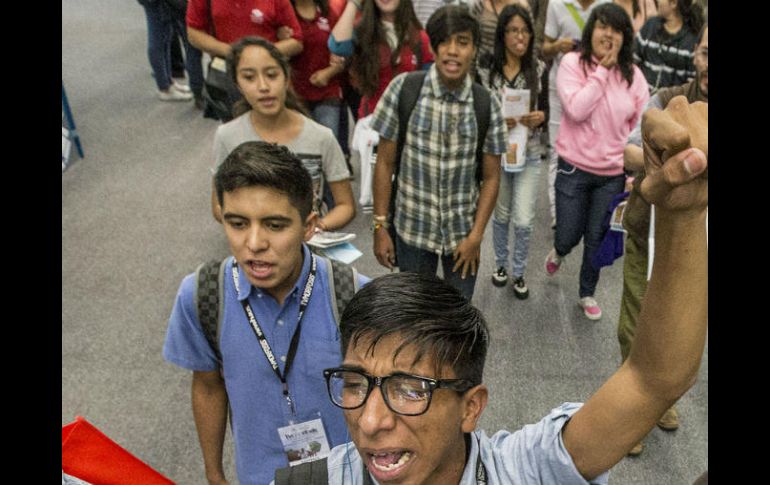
[163,141,367,485]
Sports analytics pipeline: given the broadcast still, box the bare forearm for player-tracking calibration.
[372,139,397,217]
[629,209,708,398]
[320,181,356,230]
[542,37,561,60]
[275,38,303,58]
[188,27,231,58]
[192,373,229,483]
[624,144,644,172]
[330,1,359,43]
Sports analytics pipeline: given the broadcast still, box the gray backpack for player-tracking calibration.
[194,256,360,364]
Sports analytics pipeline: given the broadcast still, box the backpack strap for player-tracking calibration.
[394,70,429,186]
[320,256,359,325]
[471,82,491,184]
[274,457,329,485]
[194,258,228,365]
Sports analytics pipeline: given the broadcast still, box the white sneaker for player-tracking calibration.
[158,86,192,101]
[172,80,191,93]
[579,297,602,320]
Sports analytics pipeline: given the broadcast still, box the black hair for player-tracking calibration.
[580,3,635,87]
[675,0,704,36]
[214,141,313,221]
[226,36,308,117]
[489,4,538,110]
[425,4,480,53]
[340,272,489,385]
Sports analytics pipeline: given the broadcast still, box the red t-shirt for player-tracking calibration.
[187,0,303,44]
[358,30,433,118]
[291,7,342,102]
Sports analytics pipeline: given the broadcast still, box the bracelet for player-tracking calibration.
[348,0,363,11]
[372,214,388,223]
[371,219,390,233]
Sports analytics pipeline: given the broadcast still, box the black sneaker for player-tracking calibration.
[512,276,529,299]
[491,267,508,287]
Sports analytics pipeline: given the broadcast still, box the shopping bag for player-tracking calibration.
[62,416,174,485]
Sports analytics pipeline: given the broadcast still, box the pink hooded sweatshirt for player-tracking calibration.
[555,51,649,177]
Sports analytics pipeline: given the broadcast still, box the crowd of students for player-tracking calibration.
[149,0,708,483]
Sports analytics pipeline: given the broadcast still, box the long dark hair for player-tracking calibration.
[227,36,308,117]
[352,0,422,97]
[489,4,538,110]
[580,3,635,87]
[674,0,704,36]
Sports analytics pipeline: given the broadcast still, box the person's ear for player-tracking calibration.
[303,212,318,242]
[460,384,488,433]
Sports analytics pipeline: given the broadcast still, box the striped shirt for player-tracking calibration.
[370,66,507,254]
[634,17,697,91]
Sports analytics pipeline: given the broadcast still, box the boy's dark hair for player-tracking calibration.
[214,141,313,221]
[425,5,480,53]
[580,3,635,87]
[339,272,489,385]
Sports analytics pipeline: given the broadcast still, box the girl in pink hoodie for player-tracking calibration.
[544,3,648,321]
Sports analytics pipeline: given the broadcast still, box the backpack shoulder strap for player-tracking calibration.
[395,70,429,174]
[391,70,429,220]
[194,258,228,365]
[471,82,491,184]
[320,256,359,325]
[274,457,329,485]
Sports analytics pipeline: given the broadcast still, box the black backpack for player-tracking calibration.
[194,256,360,364]
[387,70,492,252]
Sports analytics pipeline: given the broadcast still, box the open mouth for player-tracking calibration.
[442,61,462,75]
[367,450,414,480]
[246,260,273,279]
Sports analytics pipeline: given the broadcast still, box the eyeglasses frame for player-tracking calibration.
[323,367,476,417]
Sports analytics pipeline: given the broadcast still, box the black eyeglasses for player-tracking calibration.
[323,368,475,416]
[504,27,531,37]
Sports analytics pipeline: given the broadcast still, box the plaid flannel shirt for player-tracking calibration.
[371,65,507,254]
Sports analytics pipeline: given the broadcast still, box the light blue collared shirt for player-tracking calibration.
[323,403,610,484]
[164,245,366,485]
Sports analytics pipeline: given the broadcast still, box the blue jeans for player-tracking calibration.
[492,152,541,278]
[554,157,625,298]
[395,233,477,301]
[142,1,203,96]
[309,101,341,141]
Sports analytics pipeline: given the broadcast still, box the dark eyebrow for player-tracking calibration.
[262,216,293,224]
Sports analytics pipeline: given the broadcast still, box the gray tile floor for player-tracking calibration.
[62,1,707,483]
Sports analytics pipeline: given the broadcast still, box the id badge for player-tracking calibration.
[277,414,331,466]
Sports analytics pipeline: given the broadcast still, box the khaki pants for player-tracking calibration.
[617,235,649,362]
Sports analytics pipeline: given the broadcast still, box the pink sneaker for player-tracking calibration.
[544,248,562,275]
[579,297,602,320]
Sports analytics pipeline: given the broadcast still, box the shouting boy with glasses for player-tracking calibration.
[275,95,707,484]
